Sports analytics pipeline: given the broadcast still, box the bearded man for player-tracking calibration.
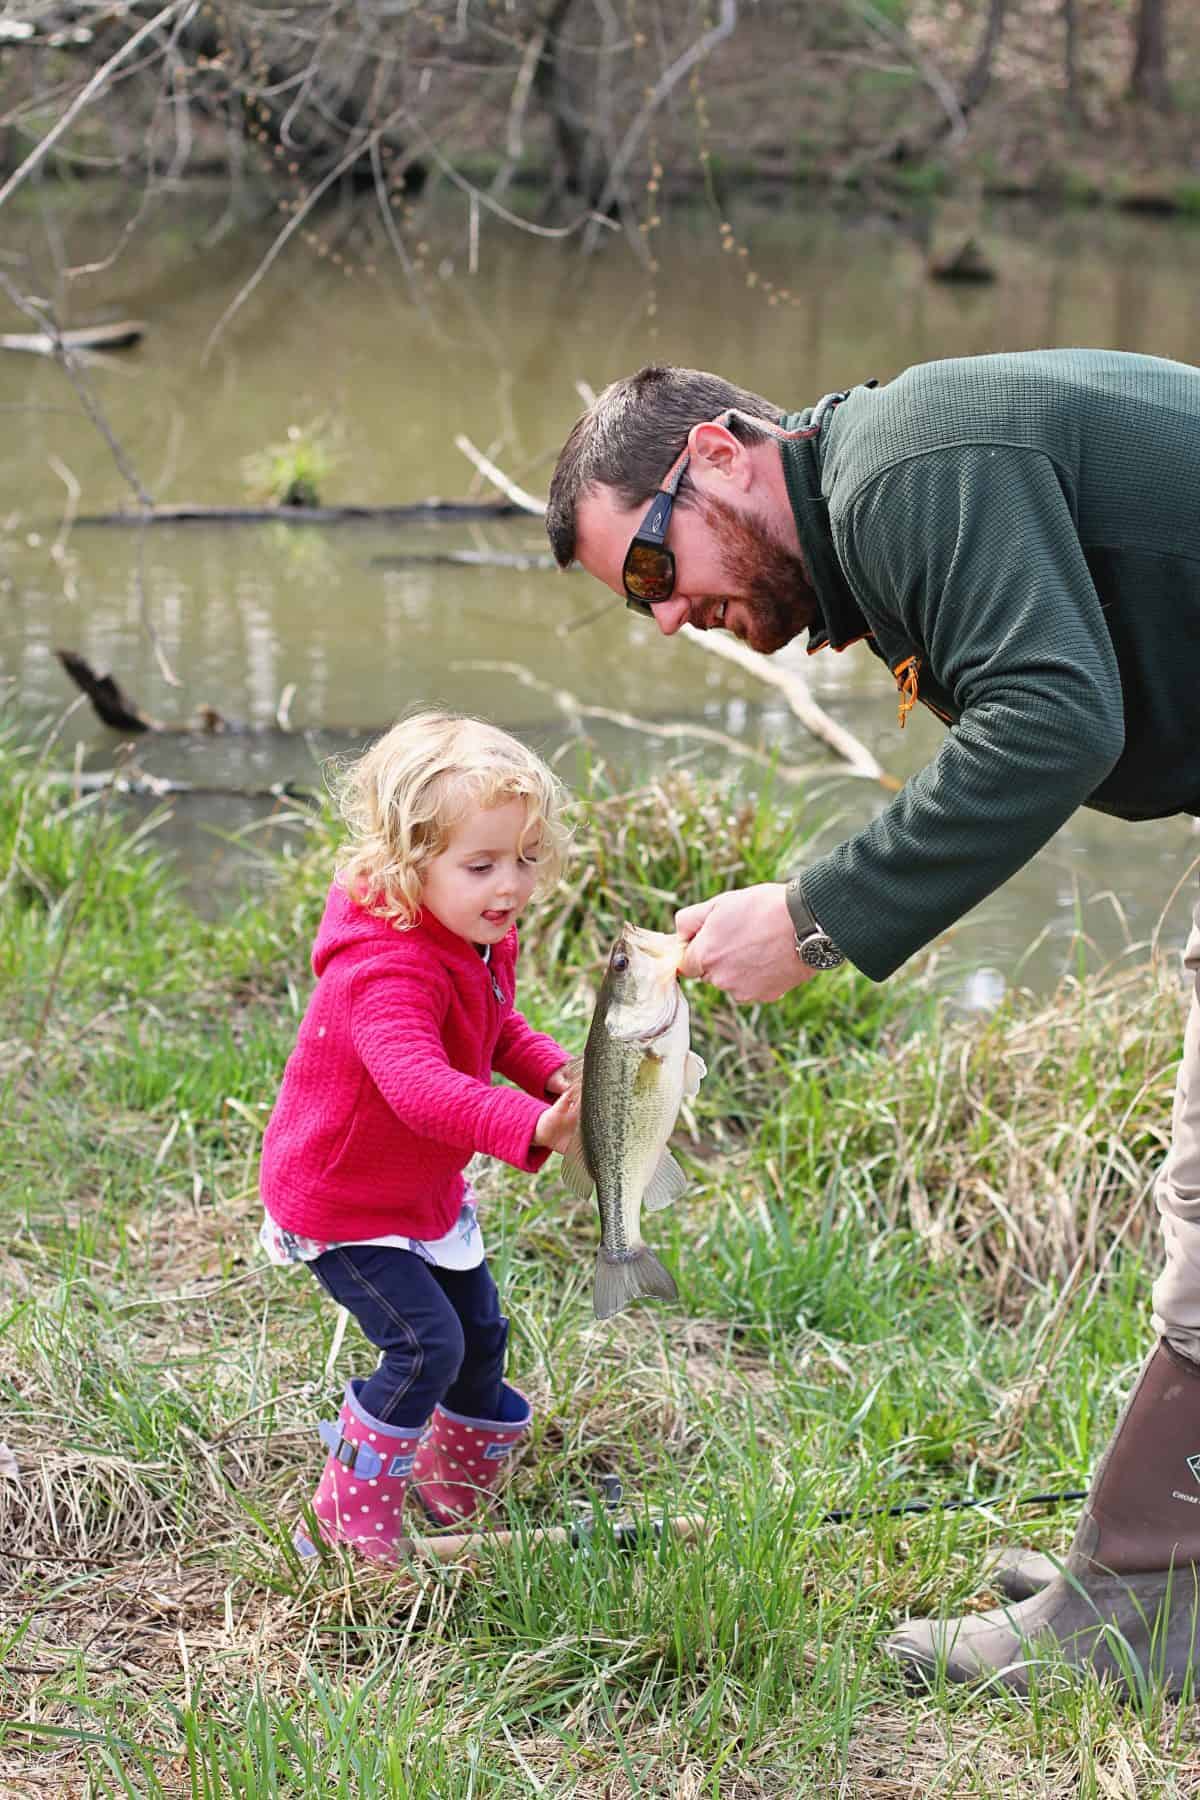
[546,350,1200,1695]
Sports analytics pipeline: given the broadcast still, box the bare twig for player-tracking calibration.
[680,626,896,787]
[453,658,830,786]
[0,1,186,213]
[582,0,739,255]
[453,435,547,514]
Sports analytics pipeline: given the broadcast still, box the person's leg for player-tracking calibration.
[309,1244,466,1427]
[296,1247,470,1562]
[436,1261,509,1421]
[411,1259,533,1526]
[887,898,1200,1695]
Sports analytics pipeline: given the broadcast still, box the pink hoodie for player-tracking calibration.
[260,884,569,1243]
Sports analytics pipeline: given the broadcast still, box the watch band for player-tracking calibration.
[785,876,846,971]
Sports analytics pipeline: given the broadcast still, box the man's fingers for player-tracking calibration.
[674,897,719,940]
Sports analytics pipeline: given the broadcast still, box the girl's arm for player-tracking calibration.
[492,1007,570,1098]
[350,965,553,1172]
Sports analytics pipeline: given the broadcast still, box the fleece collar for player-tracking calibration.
[778,397,872,654]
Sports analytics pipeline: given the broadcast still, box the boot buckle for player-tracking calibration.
[318,1420,383,1478]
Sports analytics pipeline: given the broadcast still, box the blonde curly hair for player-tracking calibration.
[331,710,571,929]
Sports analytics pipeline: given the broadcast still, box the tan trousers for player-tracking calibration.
[1152,896,1200,1359]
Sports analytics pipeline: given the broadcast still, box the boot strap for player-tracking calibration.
[318,1420,383,1479]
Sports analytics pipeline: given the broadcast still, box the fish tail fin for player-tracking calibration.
[593,1246,678,1321]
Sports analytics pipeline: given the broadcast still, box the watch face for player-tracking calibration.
[800,935,845,971]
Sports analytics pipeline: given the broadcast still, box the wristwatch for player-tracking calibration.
[786,877,846,972]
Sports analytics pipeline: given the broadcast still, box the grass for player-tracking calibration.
[2,719,1200,1794]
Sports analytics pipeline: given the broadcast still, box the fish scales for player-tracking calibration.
[561,924,705,1321]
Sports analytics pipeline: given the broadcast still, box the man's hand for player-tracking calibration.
[675,882,818,1003]
[533,1085,580,1154]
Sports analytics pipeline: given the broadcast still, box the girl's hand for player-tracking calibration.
[533,1085,580,1154]
[544,1065,571,1098]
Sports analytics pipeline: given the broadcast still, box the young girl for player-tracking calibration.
[259,711,578,1565]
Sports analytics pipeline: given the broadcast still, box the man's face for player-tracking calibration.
[573,480,816,656]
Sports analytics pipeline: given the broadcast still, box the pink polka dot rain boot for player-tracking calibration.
[295,1378,425,1566]
[411,1382,533,1528]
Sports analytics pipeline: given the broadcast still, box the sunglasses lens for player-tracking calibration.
[623,541,675,604]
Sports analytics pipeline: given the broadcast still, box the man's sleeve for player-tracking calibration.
[800,445,1125,981]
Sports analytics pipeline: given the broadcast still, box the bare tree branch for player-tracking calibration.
[0,1,186,213]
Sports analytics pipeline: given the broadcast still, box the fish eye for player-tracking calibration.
[611,950,629,973]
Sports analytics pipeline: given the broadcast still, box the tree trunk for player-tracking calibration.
[961,0,1008,115]
[1062,0,1081,119]
[1129,0,1171,111]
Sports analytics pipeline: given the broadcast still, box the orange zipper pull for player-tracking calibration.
[894,655,920,728]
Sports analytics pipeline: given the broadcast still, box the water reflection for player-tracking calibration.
[3,190,1200,986]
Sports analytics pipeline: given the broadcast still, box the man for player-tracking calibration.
[546,351,1200,1695]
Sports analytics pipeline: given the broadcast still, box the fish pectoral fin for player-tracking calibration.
[684,1051,707,1097]
[558,1137,594,1200]
[642,1150,688,1213]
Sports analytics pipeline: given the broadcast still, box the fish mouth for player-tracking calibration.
[610,983,680,1045]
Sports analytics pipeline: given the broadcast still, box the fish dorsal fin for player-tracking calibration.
[684,1051,706,1098]
[559,1137,594,1200]
[643,1150,688,1214]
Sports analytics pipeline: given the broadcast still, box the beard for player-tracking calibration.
[694,489,819,654]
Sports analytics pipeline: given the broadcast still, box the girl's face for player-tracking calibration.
[420,797,541,946]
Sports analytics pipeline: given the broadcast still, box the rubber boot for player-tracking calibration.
[411,1382,532,1528]
[886,1341,1200,1696]
[295,1378,425,1566]
[981,1544,1060,1603]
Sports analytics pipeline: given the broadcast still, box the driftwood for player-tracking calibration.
[41,768,314,800]
[371,548,556,572]
[76,499,527,528]
[0,319,146,355]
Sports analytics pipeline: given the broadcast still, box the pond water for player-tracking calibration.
[3,184,1199,997]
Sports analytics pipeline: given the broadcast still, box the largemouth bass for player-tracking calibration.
[561,925,706,1320]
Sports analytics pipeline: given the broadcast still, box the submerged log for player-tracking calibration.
[928,236,996,283]
[41,768,315,800]
[0,319,146,355]
[55,648,227,734]
[76,499,527,527]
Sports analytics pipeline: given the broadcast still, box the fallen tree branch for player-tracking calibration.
[0,320,146,355]
[680,626,898,789]
[453,659,829,786]
[454,436,547,515]
[372,548,556,572]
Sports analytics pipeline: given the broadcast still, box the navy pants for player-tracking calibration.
[309,1245,508,1429]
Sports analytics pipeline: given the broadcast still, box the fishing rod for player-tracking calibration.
[404,1479,1091,1562]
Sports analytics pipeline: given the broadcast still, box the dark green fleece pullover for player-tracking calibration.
[782,348,1200,982]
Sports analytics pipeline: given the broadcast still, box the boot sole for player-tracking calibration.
[888,1565,1200,1698]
